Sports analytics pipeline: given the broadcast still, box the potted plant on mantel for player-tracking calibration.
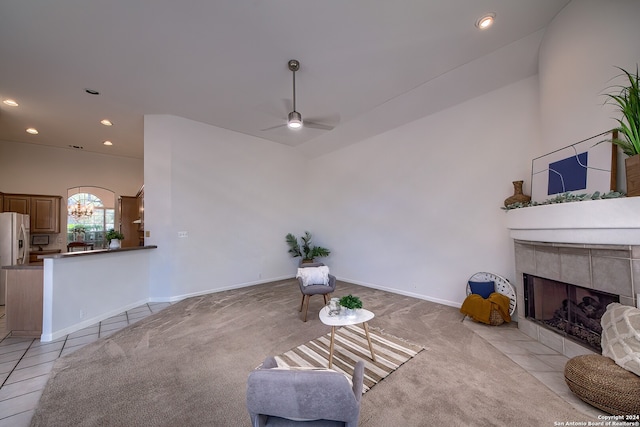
[604,65,640,196]
[106,229,125,249]
[285,231,331,264]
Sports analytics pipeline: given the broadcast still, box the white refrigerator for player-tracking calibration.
[0,212,30,305]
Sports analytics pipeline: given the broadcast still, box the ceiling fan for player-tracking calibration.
[261,59,336,131]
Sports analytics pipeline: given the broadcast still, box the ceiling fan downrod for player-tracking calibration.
[287,59,302,129]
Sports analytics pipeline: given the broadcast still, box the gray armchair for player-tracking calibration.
[297,262,336,322]
[246,356,364,427]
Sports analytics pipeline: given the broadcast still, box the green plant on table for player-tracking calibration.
[339,294,363,310]
[106,229,125,242]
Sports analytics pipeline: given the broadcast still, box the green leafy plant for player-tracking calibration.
[106,229,125,242]
[285,231,331,262]
[339,294,363,310]
[604,65,640,156]
[502,190,625,210]
[68,224,101,233]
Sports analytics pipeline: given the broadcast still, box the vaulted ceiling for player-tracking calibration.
[0,1,570,159]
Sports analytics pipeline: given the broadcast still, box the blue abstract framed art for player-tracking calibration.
[530,130,617,202]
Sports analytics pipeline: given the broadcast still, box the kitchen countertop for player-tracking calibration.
[29,249,62,266]
[1,246,158,270]
[1,264,44,270]
[30,249,61,255]
[44,245,157,259]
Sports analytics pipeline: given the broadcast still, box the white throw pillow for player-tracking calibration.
[601,302,640,376]
[296,266,330,287]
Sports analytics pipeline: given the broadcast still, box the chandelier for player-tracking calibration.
[68,200,94,219]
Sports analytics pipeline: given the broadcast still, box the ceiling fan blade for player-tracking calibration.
[260,123,287,131]
[304,121,334,131]
[256,98,290,119]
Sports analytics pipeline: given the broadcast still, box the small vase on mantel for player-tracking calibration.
[504,180,531,207]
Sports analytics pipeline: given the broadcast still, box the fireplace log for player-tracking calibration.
[548,299,602,334]
[569,300,602,333]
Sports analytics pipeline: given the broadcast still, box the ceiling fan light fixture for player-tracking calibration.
[287,111,303,129]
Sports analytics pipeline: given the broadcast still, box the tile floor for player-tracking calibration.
[0,302,172,427]
[463,318,606,420]
[0,304,605,426]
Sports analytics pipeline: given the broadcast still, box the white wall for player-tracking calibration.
[142,75,541,308]
[42,250,151,341]
[538,0,640,156]
[144,115,308,300]
[143,75,540,307]
[306,77,540,306]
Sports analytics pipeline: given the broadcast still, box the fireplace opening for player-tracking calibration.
[523,274,619,352]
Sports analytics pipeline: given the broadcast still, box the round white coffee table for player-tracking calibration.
[319,306,376,368]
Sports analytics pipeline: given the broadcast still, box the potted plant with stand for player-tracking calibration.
[285,231,331,264]
[604,65,640,196]
[106,229,125,249]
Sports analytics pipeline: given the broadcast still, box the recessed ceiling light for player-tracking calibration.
[85,88,100,95]
[103,140,113,146]
[476,13,496,30]
[26,128,38,135]
[100,119,113,126]
[3,99,18,107]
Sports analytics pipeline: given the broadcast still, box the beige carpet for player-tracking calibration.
[30,279,597,426]
[275,324,424,392]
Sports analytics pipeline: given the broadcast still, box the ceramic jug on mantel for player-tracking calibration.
[504,180,531,207]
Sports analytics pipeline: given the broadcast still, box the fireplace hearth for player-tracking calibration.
[523,273,619,351]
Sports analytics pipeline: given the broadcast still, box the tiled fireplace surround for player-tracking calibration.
[513,240,639,357]
[507,197,640,358]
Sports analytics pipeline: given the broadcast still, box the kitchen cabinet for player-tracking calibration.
[137,186,144,229]
[0,193,4,212]
[119,186,144,248]
[119,196,139,248]
[137,186,144,245]
[2,193,62,234]
[30,196,61,233]
[3,267,43,337]
[3,195,30,214]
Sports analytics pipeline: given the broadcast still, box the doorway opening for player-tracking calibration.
[67,187,115,249]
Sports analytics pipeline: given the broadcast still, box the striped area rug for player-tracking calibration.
[274,324,425,393]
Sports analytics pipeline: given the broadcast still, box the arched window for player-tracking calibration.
[67,187,115,248]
